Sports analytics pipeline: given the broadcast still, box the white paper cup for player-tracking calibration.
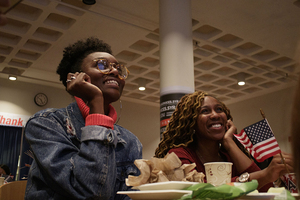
[0,177,4,186]
[204,162,233,186]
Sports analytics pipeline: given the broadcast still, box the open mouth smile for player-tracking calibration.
[104,79,119,86]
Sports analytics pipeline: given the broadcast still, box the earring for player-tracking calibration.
[115,99,122,124]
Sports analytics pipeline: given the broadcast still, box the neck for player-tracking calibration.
[194,138,223,164]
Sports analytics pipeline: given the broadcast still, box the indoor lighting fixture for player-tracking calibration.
[138,79,146,91]
[238,80,245,86]
[82,0,96,5]
[139,86,146,91]
[8,75,17,81]
[237,73,246,86]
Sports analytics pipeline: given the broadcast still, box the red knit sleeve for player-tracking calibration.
[85,114,114,129]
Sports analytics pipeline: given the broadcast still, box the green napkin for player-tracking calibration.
[180,180,258,200]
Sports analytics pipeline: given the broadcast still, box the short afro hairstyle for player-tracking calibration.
[0,164,10,175]
[56,37,112,87]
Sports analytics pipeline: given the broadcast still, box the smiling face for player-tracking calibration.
[81,52,125,104]
[195,96,228,142]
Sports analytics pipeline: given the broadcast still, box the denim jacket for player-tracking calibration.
[24,102,142,200]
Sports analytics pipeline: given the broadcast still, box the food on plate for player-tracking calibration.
[125,159,152,186]
[126,152,205,186]
[267,187,286,193]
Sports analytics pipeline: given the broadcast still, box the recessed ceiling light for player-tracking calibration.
[8,75,17,81]
[138,79,146,91]
[238,81,245,86]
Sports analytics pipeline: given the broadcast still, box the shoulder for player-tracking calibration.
[168,146,198,166]
[26,103,79,129]
[25,107,67,135]
[168,146,194,159]
[29,102,77,120]
[31,107,61,117]
[169,146,190,153]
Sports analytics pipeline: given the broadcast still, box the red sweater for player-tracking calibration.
[75,96,117,129]
[169,146,273,192]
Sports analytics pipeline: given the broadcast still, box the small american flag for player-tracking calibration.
[234,118,281,162]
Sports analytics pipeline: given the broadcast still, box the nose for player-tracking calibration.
[210,110,220,119]
[108,66,119,77]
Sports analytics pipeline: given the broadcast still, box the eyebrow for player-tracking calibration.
[200,104,222,109]
[94,57,106,60]
[94,58,119,64]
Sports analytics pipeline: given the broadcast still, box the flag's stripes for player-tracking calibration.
[254,138,279,153]
[255,146,281,160]
[234,118,281,162]
[236,130,251,147]
[235,134,281,162]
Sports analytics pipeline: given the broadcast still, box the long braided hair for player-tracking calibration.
[155,91,233,158]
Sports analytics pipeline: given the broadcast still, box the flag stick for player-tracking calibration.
[260,108,266,119]
[280,153,290,173]
[260,108,289,173]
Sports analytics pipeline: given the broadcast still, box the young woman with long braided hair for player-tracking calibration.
[155,91,292,192]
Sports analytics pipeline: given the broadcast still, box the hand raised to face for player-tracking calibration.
[66,72,102,104]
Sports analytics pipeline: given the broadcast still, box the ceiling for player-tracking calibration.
[1,0,300,106]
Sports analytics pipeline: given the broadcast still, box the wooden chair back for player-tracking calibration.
[0,180,27,200]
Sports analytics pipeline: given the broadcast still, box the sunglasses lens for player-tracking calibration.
[96,59,129,79]
[97,60,110,71]
[117,65,125,75]
[120,66,129,79]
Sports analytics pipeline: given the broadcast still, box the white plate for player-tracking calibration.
[131,181,199,191]
[247,192,299,196]
[242,193,300,199]
[245,193,278,198]
[117,190,192,200]
[246,193,279,196]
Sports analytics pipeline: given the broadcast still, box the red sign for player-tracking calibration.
[160,118,170,128]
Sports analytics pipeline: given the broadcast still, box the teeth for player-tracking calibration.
[105,80,119,86]
[212,124,221,128]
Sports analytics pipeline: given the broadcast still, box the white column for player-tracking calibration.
[159,0,194,136]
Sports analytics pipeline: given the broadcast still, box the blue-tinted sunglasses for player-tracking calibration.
[94,58,129,80]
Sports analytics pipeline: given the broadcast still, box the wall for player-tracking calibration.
[111,100,160,159]
[0,77,296,159]
[0,78,160,159]
[0,78,72,116]
[227,85,297,153]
